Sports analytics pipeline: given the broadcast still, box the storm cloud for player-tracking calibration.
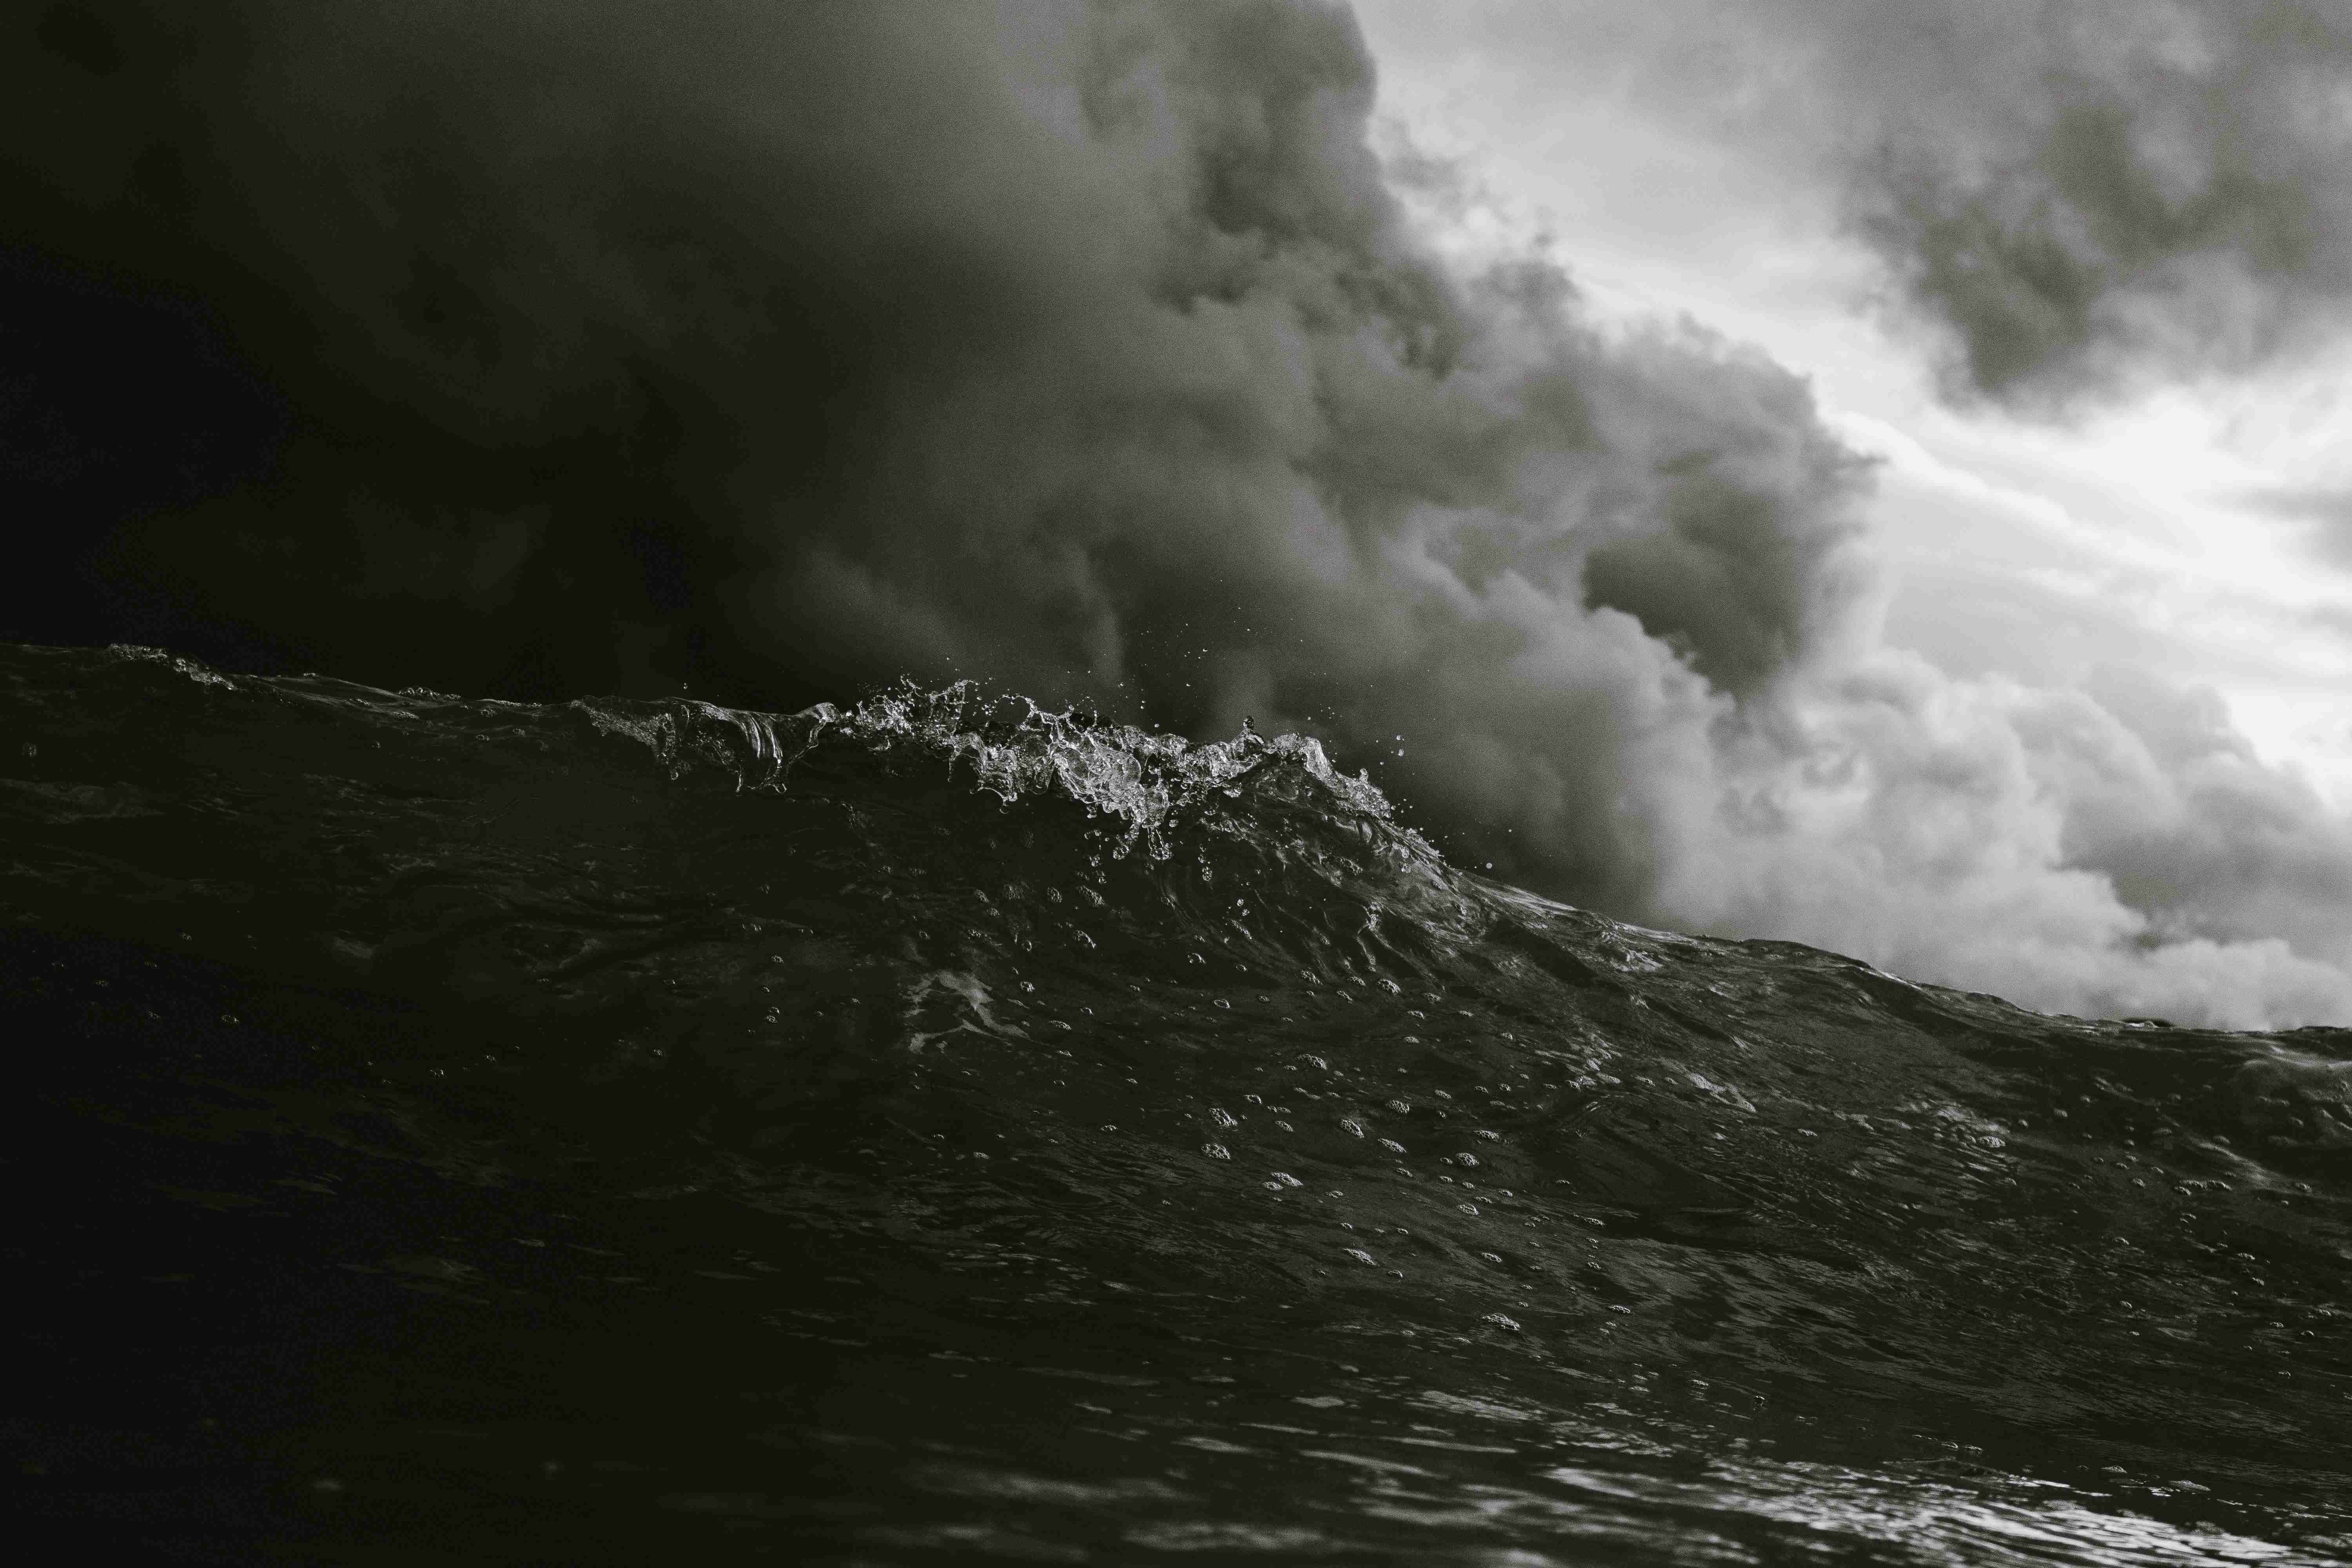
[9,0,2352,1025]
[1817,0,2352,406]
[1,0,1866,892]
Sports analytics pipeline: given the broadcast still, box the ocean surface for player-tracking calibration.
[2,640,2348,1565]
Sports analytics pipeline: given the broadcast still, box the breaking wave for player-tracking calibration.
[2,641,2347,1564]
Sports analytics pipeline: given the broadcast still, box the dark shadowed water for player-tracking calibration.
[2,641,2347,1564]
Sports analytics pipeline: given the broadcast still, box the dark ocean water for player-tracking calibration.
[2,640,2348,1565]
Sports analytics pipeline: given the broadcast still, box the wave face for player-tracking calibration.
[3,641,2349,1564]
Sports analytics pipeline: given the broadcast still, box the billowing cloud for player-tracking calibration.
[1816,0,2352,406]
[1680,657,2352,1028]
[7,0,2352,1025]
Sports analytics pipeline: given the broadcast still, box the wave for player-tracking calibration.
[2,640,2348,1563]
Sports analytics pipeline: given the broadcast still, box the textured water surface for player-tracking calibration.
[1,642,2347,1564]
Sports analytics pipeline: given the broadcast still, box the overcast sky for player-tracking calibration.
[11,0,2352,1027]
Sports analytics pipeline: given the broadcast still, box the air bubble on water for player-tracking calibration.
[1459,1203,1479,1216]
[1306,1055,1328,1071]
[1481,1252,1503,1263]
[1483,1312,1520,1332]
[1346,1248,1376,1265]
[1211,1107,1238,1128]
[1379,1138,1406,1154]
[1203,1143,1230,1160]
[1387,1098,1410,1114]
[1341,1119,1365,1137]
[1476,1129,1500,1141]
[1457,1152,1479,1168]
[1269,1171,1303,1189]
[1214,998,1231,1009]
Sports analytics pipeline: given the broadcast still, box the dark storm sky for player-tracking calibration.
[12,0,2352,1027]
